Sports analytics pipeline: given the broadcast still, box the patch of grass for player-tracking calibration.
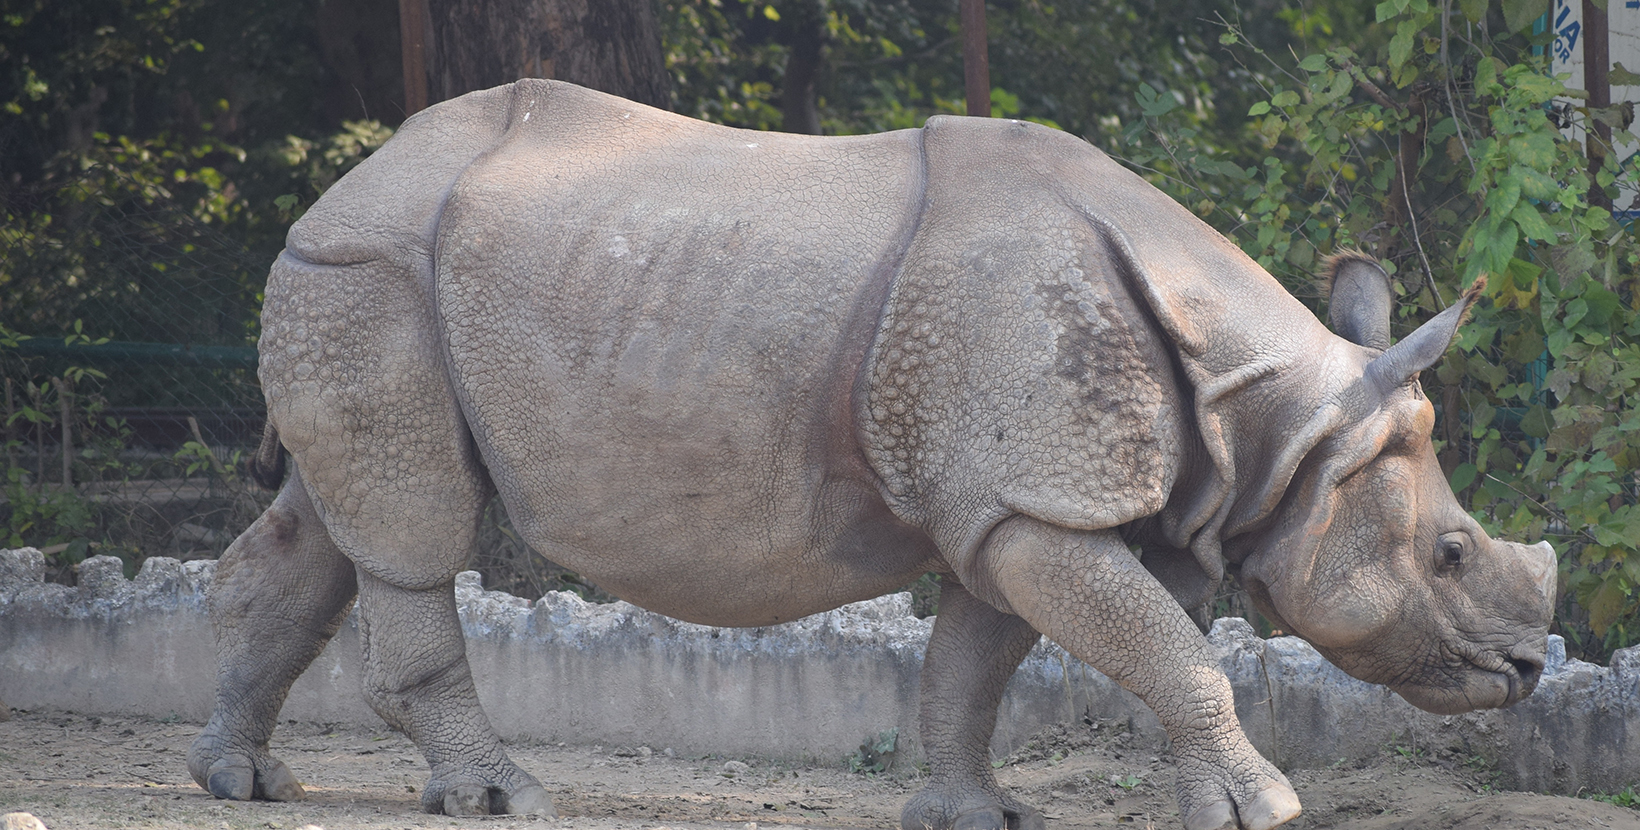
[1384,734,1426,763]
[845,727,897,774]
[1458,753,1503,793]
[1582,785,1640,809]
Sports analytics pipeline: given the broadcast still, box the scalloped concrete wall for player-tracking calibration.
[2,549,1637,793]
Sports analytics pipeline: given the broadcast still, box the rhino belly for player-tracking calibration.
[433,96,932,625]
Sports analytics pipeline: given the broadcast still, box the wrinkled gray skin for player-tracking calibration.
[189,80,1556,830]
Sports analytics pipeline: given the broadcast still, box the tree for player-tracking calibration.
[1129,1,1640,661]
[661,0,1279,139]
[404,0,671,113]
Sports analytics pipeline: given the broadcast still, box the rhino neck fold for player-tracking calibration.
[1078,215,1350,572]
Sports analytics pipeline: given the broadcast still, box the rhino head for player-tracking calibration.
[1232,254,1555,714]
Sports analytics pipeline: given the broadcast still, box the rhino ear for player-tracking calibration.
[1363,276,1487,398]
[1324,252,1394,350]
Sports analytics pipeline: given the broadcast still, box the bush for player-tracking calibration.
[1127,4,1639,661]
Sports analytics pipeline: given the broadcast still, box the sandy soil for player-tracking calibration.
[2,709,1637,830]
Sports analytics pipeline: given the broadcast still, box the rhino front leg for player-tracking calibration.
[975,516,1300,830]
[189,471,357,802]
[903,580,1045,830]
[353,569,553,817]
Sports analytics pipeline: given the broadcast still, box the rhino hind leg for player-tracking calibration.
[902,581,1045,830]
[974,517,1301,830]
[353,568,554,816]
[189,470,358,802]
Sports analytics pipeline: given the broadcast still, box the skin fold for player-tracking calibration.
[190,80,1554,830]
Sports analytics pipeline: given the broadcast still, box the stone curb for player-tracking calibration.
[2,550,1635,793]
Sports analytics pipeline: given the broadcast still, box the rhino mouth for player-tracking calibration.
[1382,639,1543,715]
[1436,641,1544,711]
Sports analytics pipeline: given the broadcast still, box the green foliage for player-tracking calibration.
[173,439,239,480]
[662,0,1273,142]
[905,571,941,617]
[0,367,108,572]
[2,466,95,556]
[845,727,898,774]
[1,0,386,366]
[270,119,394,221]
[0,373,262,578]
[1126,2,1640,661]
[1583,784,1640,808]
[0,311,263,577]
[0,0,331,195]
[2,130,264,359]
[662,0,786,130]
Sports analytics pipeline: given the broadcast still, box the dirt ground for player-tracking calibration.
[2,709,1638,830]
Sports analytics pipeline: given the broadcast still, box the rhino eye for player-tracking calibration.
[1436,533,1467,573]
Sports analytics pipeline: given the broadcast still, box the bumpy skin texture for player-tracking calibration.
[901,581,1046,830]
[194,80,1555,828]
[188,471,357,804]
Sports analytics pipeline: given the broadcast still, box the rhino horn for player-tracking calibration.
[1362,276,1487,398]
[1325,252,1394,350]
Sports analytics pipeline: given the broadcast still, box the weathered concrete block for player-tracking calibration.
[0,547,44,587]
[75,555,130,602]
[1,550,1636,793]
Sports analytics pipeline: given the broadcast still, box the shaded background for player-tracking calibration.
[3,0,1637,663]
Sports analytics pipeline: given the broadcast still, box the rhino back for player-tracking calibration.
[435,81,937,622]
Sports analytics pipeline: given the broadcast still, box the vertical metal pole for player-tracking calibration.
[32,384,43,492]
[4,378,13,478]
[400,0,431,117]
[961,0,990,117]
[1582,0,1611,210]
[55,378,70,488]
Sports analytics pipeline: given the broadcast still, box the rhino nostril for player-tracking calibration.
[1509,656,1542,687]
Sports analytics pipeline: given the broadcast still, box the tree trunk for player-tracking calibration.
[1582,0,1612,212]
[961,0,989,117]
[418,0,669,111]
[399,0,432,117]
[314,0,408,122]
[781,19,824,134]
[1379,84,1430,278]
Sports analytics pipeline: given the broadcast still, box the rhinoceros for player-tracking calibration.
[188,79,1555,830]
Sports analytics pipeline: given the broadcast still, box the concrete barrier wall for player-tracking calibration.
[2,549,1637,793]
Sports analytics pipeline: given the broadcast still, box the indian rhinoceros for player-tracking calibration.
[188,79,1556,830]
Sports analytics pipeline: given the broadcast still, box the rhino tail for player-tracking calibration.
[1456,274,1487,326]
[247,421,287,490]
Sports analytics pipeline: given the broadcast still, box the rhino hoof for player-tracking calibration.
[500,784,556,816]
[1008,805,1046,830]
[442,784,493,815]
[205,756,306,802]
[900,790,1044,830]
[1182,800,1237,830]
[204,761,254,802]
[1241,786,1302,830]
[951,806,1004,830]
[948,805,1044,830]
[256,759,306,802]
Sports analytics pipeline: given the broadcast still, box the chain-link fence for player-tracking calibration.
[1,163,272,575]
[0,166,590,598]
